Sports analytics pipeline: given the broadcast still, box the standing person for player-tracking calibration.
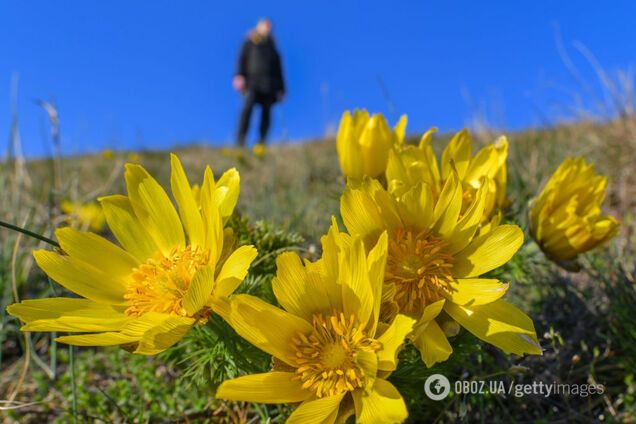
[233,18,286,151]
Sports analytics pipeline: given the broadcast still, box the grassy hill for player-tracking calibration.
[1,121,635,422]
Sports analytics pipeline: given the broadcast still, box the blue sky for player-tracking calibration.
[1,1,635,157]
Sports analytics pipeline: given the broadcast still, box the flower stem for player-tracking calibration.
[69,345,77,423]
[0,220,59,248]
[47,190,59,378]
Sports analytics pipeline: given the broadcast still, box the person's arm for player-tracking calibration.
[274,50,285,96]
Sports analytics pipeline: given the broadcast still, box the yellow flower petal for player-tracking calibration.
[445,299,542,356]
[412,319,452,367]
[200,166,224,259]
[337,111,365,179]
[71,312,194,355]
[453,225,523,278]
[56,332,139,346]
[359,115,392,177]
[493,136,509,207]
[432,169,463,237]
[375,314,415,371]
[182,265,216,316]
[341,238,373,329]
[478,210,502,237]
[272,252,310,316]
[223,295,313,366]
[395,183,434,232]
[134,315,195,355]
[22,316,130,332]
[353,379,408,424]
[33,250,126,304]
[444,279,509,306]
[417,127,437,149]
[385,149,410,193]
[55,227,139,277]
[272,252,339,321]
[60,200,106,232]
[341,187,385,242]
[215,168,241,220]
[356,350,378,392]
[99,194,158,261]
[446,183,488,254]
[125,163,185,253]
[120,312,170,336]
[216,372,312,403]
[7,298,120,321]
[369,183,403,231]
[417,130,441,188]
[420,299,446,323]
[170,153,205,247]
[441,128,472,180]
[288,394,344,424]
[393,115,408,146]
[316,218,350,285]
[464,144,499,184]
[367,232,388,335]
[214,245,257,299]
[8,298,130,332]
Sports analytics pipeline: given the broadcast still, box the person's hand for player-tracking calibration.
[277,90,286,102]
[232,75,246,92]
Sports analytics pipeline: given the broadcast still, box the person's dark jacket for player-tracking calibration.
[237,34,285,97]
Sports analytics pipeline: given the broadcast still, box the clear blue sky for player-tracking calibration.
[1,1,635,157]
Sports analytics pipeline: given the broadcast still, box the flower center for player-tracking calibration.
[124,245,210,318]
[385,229,455,315]
[292,312,381,398]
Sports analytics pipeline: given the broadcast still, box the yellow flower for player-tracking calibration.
[7,154,257,355]
[529,157,619,263]
[336,109,407,180]
[101,149,115,160]
[215,221,415,424]
[340,173,541,367]
[127,152,141,162]
[386,128,508,223]
[60,200,107,232]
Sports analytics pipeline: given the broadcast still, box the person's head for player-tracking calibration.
[255,18,272,36]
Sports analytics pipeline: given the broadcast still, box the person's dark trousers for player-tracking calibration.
[236,90,275,147]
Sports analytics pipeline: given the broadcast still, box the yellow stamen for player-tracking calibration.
[291,312,380,398]
[385,229,454,315]
[125,245,210,318]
